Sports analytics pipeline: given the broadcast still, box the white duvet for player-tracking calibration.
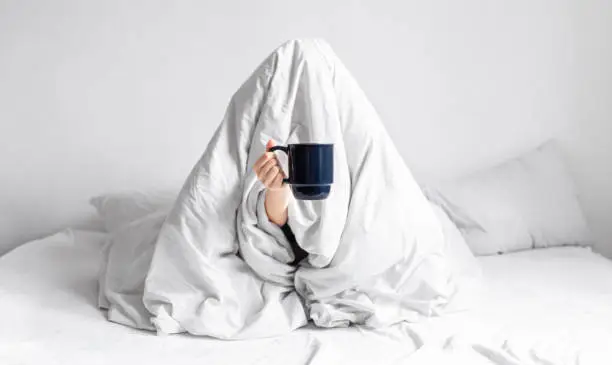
[99,39,459,339]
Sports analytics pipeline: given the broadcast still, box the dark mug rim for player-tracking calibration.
[287,143,334,147]
[289,183,332,186]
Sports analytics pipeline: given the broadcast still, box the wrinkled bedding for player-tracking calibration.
[0,230,422,365]
[2,231,611,365]
[407,247,612,364]
[99,39,459,339]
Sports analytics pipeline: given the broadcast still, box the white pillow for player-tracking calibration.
[427,141,593,256]
[90,190,177,232]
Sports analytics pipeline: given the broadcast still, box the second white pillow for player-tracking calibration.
[426,141,593,256]
[90,190,177,232]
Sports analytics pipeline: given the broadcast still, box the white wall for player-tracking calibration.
[565,0,612,257]
[1,0,610,256]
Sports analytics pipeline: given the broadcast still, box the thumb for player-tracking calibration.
[266,139,276,151]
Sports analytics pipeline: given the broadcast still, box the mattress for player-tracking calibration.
[1,230,612,364]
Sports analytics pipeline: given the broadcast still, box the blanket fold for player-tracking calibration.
[99,39,454,339]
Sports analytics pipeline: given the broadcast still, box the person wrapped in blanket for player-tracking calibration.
[253,139,309,266]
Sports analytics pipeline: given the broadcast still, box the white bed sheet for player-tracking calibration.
[409,247,612,364]
[0,230,419,365]
[1,231,612,365]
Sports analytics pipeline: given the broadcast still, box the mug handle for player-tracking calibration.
[269,145,290,184]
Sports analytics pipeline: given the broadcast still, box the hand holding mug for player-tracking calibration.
[254,140,290,226]
[254,140,287,190]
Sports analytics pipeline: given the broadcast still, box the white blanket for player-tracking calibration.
[100,39,456,339]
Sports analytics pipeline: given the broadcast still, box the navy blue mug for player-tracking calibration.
[269,143,334,200]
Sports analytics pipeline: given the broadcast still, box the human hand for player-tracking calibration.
[254,140,287,190]
[254,140,290,226]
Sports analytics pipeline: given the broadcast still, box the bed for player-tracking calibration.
[0,230,419,365]
[2,229,611,365]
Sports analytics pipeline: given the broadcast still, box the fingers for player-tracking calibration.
[254,152,274,172]
[254,140,285,188]
[266,139,275,151]
[258,157,277,177]
[268,171,285,189]
[255,139,278,171]
[255,153,284,188]
[263,166,281,187]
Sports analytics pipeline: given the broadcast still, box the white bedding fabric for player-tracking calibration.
[99,38,456,339]
[2,230,612,364]
[0,230,420,365]
[90,190,176,232]
[426,142,593,256]
[410,247,612,364]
